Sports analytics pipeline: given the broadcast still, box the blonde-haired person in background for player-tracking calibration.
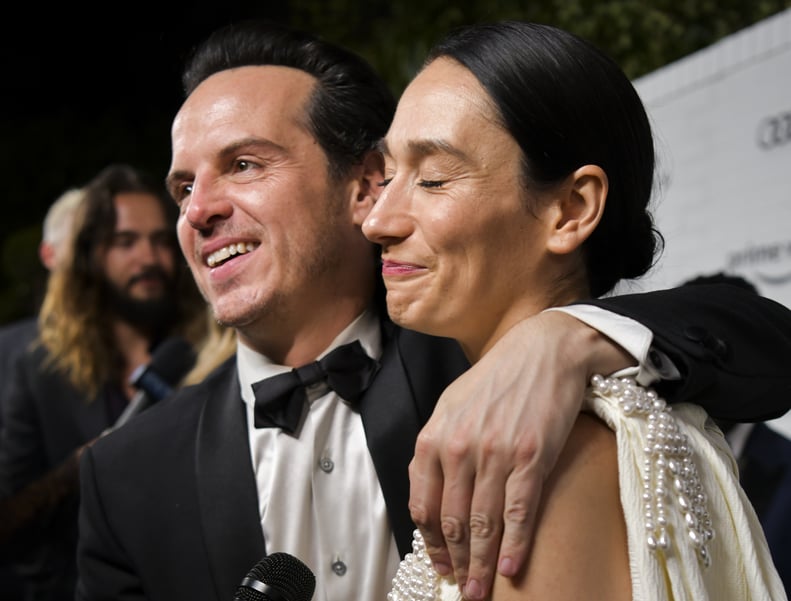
[0,186,86,428]
[0,185,85,599]
[181,316,237,387]
[38,187,85,271]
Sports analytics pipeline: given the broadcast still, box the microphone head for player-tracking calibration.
[129,337,196,393]
[235,553,315,601]
[147,336,197,385]
[114,337,198,429]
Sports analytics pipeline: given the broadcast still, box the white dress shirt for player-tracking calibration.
[237,309,400,601]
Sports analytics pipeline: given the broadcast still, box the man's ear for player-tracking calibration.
[546,164,608,255]
[38,241,56,271]
[350,150,385,226]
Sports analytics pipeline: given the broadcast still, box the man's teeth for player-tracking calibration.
[206,243,256,267]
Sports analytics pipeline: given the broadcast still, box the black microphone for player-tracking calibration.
[130,336,197,400]
[112,337,196,430]
[234,553,316,601]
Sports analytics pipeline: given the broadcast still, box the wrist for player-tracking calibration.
[548,310,636,379]
[579,323,636,379]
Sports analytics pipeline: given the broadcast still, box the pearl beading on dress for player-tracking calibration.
[387,529,444,601]
[590,374,715,567]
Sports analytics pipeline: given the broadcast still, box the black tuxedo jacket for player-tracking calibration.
[77,325,466,601]
[76,285,791,601]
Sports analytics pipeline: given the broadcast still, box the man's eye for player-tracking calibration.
[235,160,253,172]
[171,184,192,205]
[377,178,392,188]
[112,235,137,249]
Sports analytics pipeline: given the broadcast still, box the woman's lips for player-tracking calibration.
[381,259,424,276]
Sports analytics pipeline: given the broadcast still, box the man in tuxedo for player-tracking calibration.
[76,21,791,601]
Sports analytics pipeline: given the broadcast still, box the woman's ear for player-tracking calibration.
[350,150,385,226]
[546,165,608,255]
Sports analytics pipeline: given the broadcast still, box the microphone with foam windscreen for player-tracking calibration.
[234,553,316,601]
[130,336,197,400]
[111,336,196,430]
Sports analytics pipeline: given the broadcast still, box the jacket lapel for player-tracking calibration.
[195,359,266,600]
[359,328,421,557]
[359,324,469,557]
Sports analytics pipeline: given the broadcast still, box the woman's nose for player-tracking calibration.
[362,183,412,244]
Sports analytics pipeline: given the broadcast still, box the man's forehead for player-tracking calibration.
[186,64,317,108]
[172,65,316,148]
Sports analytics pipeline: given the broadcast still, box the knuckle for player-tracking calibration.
[409,502,432,530]
[513,437,540,465]
[469,512,496,539]
[477,436,502,462]
[413,430,438,455]
[504,499,531,526]
[441,516,467,544]
[444,438,470,464]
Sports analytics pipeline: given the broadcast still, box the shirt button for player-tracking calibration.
[331,559,347,576]
[319,456,334,473]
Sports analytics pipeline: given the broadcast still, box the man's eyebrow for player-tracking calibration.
[165,137,288,192]
[219,136,288,158]
[376,137,470,162]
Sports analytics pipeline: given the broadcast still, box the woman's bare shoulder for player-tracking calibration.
[492,412,631,601]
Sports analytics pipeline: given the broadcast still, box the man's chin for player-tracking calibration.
[211,303,261,330]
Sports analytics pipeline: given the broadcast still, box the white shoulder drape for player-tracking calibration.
[388,377,786,601]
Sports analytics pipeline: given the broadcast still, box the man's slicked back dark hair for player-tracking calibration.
[182,20,396,180]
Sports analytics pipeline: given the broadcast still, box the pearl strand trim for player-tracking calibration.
[590,374,715,567]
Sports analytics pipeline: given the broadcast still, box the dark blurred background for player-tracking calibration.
[2,0,789,324]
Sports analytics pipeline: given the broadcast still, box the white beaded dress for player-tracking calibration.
[387,376,787,601]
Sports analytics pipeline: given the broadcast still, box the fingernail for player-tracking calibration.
[498,556,517,576]
[432,562,452,576]
[463,579,483,600]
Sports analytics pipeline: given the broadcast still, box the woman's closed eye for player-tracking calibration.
[417,179,445,189]
[375,176,447,189]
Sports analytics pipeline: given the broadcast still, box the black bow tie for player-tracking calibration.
[252,340,379,434]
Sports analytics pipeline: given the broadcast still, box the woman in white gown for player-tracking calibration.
[364,21,787,601]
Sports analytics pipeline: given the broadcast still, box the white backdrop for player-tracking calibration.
[621,9,791,436]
